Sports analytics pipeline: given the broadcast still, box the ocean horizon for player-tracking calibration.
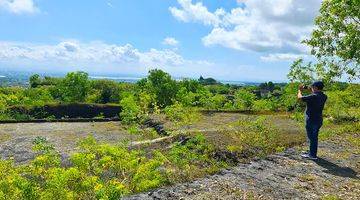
[0,70,279,85]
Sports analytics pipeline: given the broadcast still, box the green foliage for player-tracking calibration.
[0,87,55,107]
[119,94,141,124]
[164,102,200,125]
[197,88,228,110]
[175,87,198,107]
[234,89,256,110]
[280,83,303,111]
[29,74,61,88]
[88,79,120,104]
[146,69,178,107]
[198,76,218,85]
[168,134,213,166]
[324,84,360,121]
[137,91,154,115]
[209,94,227,110]
[253,99,279,111]
[228,116,281,156]
[165,134,223,182]
[175,79,205,107]
[0,135,227,199]
[21,88,55,107]
[259,81,275,92]
[287,59,316,84]
[288,59,340,84]
[206,84,230,94]
[1,69,359,127]
[0,136,166,199]
[29,74,41,88]
[59,72,90,102]
[305,0,360,80]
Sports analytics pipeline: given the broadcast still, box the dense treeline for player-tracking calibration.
[0,69,359,123]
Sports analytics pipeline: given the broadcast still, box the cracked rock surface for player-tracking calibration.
[125,138,360,200]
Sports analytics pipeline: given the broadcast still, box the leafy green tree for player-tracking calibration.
[119,94,141,124]
[176,79,204,106]
[29,74,41,88]
[146,69,178,107]
[234,89,256,110]
[178,79,202,93]
[259,81,275,92]
[287,59,316,84]
[42,76,62,86]
[198,76,218,85]
[138,91,155,114]
[59,72,89,102]
[280,83,303,111]
[22,88,55,106]
[305,0,360,80]
[176,87,197,106]
[90,79,120,104]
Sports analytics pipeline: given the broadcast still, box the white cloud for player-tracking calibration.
[170,0,322,61]
[0,0,39,14]
[260,53,308,62]
[162,37,179,46]
[0,40,212,73]
[169,0,223,26]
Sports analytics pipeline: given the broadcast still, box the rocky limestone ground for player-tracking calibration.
[125,135,360,200]
[0,114,358,199]
[0,122,143,163]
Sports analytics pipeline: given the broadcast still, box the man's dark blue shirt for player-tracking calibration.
[301,91,327,124]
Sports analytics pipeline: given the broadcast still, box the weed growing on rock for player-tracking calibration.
[164,134,226,183]
[0,136,166,199]
[0,133,224,199]
[164,102,201,126]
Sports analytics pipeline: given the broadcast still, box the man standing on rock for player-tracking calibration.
[297,81,327,160]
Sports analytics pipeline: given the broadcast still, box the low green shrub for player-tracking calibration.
[164,134,225,182]
[0,137,166,200]
[164,102,201,125]
[234,89,256,110]
[119,95,142,124]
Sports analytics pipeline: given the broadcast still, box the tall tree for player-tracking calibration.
[305,0,360,81]
[147,69,178,107]
[59,72,89,102]
[29,74,41,88]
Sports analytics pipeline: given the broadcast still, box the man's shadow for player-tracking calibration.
[314,158,359,179]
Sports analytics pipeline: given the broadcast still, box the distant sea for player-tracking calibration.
[89,75,258,86]
[0,69,264,86]
[89,76,142,83]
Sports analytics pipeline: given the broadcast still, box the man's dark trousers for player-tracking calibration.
[305,121,322,157]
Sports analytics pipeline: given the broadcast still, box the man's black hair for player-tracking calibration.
[311,81,324,90]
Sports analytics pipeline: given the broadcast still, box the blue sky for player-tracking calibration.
[0,0,322,82]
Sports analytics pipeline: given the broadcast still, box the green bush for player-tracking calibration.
[253,98,279,111]
[324,84,360,121]
[0,137,166,200]
[59,72,90,103]
[119,95,141,124]
[146,69,178,108]
[164,102,200,125]
[234,89,256,110]
[165,134,224,182]
[227,116,281,156]
[88,80,120,104]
